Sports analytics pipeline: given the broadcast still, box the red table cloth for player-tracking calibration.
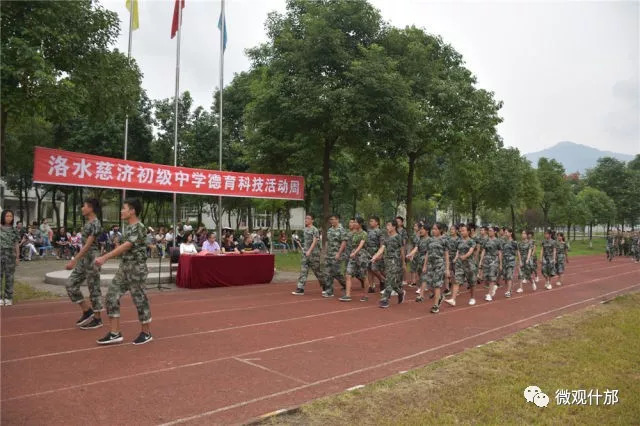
[175,253,275,289]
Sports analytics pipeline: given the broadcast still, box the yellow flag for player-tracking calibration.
[125,0,139,30]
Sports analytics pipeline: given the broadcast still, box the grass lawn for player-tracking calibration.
[275,251,303,272]
[267,292,640,425]
[566,238,606,257]
[3,281,58,303]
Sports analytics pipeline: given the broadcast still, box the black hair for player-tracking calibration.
[369,216,380,225]
[355,217,366,230]
[493,226,500,233]
[329,213,340,220]
[84,198,101,216]
[481,225,489,231]
[206,231,216,238]
[184,231,193,242]
[306,213,314,219]
[396,216,404,223]
[467,223,477,231]
[387,219,399,230]
[557,232,565,241]
[1,209,15,226]
[123,198,142,216]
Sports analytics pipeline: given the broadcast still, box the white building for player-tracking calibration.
[0,180,63,225]
[181,206,306,231]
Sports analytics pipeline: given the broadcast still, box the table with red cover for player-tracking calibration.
[176,253,275,289]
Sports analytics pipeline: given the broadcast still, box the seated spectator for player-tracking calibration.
[70,229,83,256]
[201,232,221,254]
[277,231,290,250]
[53,227,72,259]
[221,234,239,254]
[179,231,198,255]
[146,227,158,258]
[155,227,166,257]
[165,229,174,247]
[20,227,38,260]
[97,230,109,255]
[237,235,262,253]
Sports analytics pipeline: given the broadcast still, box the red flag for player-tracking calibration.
[171,0,185,39]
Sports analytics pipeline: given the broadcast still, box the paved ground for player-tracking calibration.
[2,255,638,425]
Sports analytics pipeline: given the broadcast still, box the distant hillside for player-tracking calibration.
[525,141,636,174]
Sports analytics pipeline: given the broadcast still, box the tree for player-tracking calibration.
[585,157,636,228]
[577,187,616,241]
[537,157,567,227]
[1,0,141,175]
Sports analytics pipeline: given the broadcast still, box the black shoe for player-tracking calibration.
[80,317,103,330]
[379,299,390,309]
[360,296,368,302]
[443,289,452,297]
[76,309,94,327]
[429,292,435,299]
[437,293,445,306]
[367,286,376,294]
[397,289,405,304]
[97,332,123,345]
[133,332,153,345]
[415,296,424,303]
[430,305,440,314]
[291,288,304,296]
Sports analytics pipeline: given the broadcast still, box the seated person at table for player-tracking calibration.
[221,234,239,254]
[179,232,198,255]
[201,232,221,254]
[237,235,262,253]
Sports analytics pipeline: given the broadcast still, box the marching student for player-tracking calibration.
[323,214,348,298]
[444,224,459,297]
[408,222,422,287]
[527,230,540,283]
[501,228,518,298]
[555,232,569,286]
[406,223,429,302]
[95,199,153,345]
[292,214,326,295]
[516,230,534,293]
[0,209,20,307]
[371,219,406,308]
[476,226,489,285]
[540,229,557,290]
[366,216,385,293]
[445,223,477,306]
[396,216,409,287]
[341,217,372,302]
[606,230,615,262]
[479,226,502,302]
[64,198,104,329]
[633,231,640,263]
[422,223,449,313]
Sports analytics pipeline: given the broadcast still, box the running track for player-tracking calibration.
[1,255,639,425]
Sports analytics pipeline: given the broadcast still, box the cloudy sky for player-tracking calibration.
[103,0,639,155]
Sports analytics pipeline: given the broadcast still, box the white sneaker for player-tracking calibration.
[4,299,12,306]
[521,279,526,284]
[485,294,493,302]
[415,288,421,294]
[468,298,476,305]
[516,287,524,294]
[391,290,398,296]
[490,285,497,297]
[532,282,537,291]
[556,281,562,286]
[402,281,408,286]
[535,277,539,283]
[444,298,456,306]
[545,283,552,290]
[0,299,4,306]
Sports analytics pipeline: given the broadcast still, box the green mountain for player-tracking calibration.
[524,141,636,174]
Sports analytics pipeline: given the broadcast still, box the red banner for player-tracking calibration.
[33,147,305,201]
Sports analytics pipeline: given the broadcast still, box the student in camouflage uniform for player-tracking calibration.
[632,231,640,263]
[479,227,502,302]
[476,226,488,283]
[406,224,429,302]
[95,199,153,345]
[341,217,371,302]
[322,214,347,297]
[606,230,615,262]
[444,224,459,297]
[65,199,104,329]
[408,222,422,287]
[292,214,326,295]
[422,223,449,314]
[540,229,557,290]
[396,216,409,286]
[366,216,385,292]
[527,230,540,283]
[516,230,534,293]
[445,223,477,307]
[1,210,20,306]
[555,232,569,286]
[501,228,518,298]
[371,219,405,308]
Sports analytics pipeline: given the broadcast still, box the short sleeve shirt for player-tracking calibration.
[456,237,476,259]
[122,221,147,263]
[383,233,403,261]
[366,228,384,255]
[501,240,518,261]
[303,226,320,254]
[327,226,348,256]
[483,238,502,258]
[541,239,557,258]
[425,236,448,265]
[0,225,19,250]
[82,218,102,252]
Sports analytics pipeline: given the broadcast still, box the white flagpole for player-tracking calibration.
[123,1,134,201]
[217,0,225,241]
[173,2,183,249]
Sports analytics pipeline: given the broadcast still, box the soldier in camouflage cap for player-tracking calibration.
[322,214,347,297]
[479,226,502,302]
[95,199,152,346]
[1,210,20,306]
[64,198,104,329]
[292,213,326,295]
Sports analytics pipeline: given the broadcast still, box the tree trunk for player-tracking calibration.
[17,178,24,223]
[72,188,77,229]
[471,197,478,225]
[63,191,69,229]
[405,154,416,230]
[51,189,60,228]
[510,204,516,233]
[321,139,332,248]
[24,183,30,226]
[247,206,253,232]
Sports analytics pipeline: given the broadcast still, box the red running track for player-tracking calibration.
[1,255,639,425]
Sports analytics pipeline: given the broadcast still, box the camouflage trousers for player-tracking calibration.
[106,261,151,323]
[297,254,325,290]
[410,255,422,273]
[556,256,566,274]
[519,261,532,282]
[541,256,556,277]
[324,257,346,294]
[1,250,16,300]
[66,250,102,311]
[346,252,370,281]
[381,257,403,301]
[483,255,500,283]
[634,246,640,261]
[455,259,476,287]
[368,253,385,273]
[502,258,516,281]
[423,259,445,289]
[606,246,614,261]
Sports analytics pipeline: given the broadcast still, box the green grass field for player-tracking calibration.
[275,251,303,272]
[3,281,57,302]
[267,292,640,425]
